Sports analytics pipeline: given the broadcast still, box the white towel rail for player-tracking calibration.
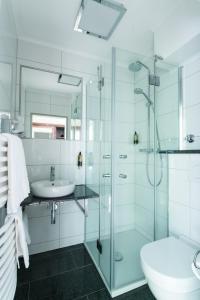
[0,135,17,300]
[0,216,17,300]
[0,136,8,209]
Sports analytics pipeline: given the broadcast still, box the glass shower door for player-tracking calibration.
[85,66,112,288]
[85,78,101,266]
[112,48,156,290]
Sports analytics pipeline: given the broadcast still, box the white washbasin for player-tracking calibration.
[31,180,75,198]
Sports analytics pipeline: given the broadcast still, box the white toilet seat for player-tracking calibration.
[140,237,200,299]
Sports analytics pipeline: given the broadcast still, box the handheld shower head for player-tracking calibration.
[134,88,153,106]
[134,88,143,94]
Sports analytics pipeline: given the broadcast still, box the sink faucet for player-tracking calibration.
[50,166,55,182]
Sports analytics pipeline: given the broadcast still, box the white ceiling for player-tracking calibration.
[11,0,189,58]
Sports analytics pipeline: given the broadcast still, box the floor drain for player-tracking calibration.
[114,251,123,262]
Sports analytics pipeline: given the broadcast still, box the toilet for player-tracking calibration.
[140,236,200,300]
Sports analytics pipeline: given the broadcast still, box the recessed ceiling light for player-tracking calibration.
[74,0,126,40]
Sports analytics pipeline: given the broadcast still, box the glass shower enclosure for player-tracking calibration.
[85,47,180,297]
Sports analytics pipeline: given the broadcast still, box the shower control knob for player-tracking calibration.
[185,134,195,143]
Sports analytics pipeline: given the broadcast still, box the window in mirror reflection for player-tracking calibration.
[32,114,67,139]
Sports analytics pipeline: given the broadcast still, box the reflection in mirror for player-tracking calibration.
[20,66,82,140]
[0,62,13,133]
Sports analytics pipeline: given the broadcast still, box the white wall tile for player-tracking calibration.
[169,169,190,206]
[169,154,190,170]
[135,205,154,240]
[115,81,133,102]
[115,101,134,123]
[184,72,200,108]
[190,180,200,210]
[169,202,190,237]
[114,184,135,206]
[168,154,200,245]
[60,141,83,165]
[59,164,85,185]
[114,204,135,231]
[29,216,59,244]
[60,212,84,239]
[190,209,200,243]
[23,139,60,165]
[156,84,178,116]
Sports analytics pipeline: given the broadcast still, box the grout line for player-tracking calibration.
[83,288,107,299]
[27,282,31,300]
[28,262,94,285]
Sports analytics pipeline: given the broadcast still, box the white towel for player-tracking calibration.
[2,134,30,212]
[23,210,31,245]
[2,133,30,268]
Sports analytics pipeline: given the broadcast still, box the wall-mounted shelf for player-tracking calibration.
[21,185,99,207]
[159,150,200,154]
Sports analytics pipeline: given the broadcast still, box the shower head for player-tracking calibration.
[134,88,153,106]
[129,60,150,74]
[128,61,142,72]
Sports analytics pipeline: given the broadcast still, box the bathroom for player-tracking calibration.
[1,0,200,299]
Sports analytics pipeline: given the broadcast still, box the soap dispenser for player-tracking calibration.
[78,152,83,168]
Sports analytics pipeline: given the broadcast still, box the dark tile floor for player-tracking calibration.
[15,244,155,300]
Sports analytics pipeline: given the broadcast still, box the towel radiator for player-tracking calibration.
[0,136,17,300]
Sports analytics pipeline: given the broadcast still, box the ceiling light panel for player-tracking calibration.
[74,0,126,40]
[58,74,82,86]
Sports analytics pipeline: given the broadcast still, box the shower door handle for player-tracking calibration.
[102,174,111,178]
[119,155,127,159]
[103,155,111,159]
[119,174,127,179]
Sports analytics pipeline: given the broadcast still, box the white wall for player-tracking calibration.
[169,154,200,246]
[154,0,200,62]
[0,0,17,120]
[167,52,200,246]
[182,54,200,149]
[17,39,105,254]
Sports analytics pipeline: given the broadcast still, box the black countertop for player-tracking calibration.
[21,185,99,207]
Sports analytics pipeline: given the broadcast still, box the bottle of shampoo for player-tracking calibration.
[133,131,139,145]
[78,152,83,168]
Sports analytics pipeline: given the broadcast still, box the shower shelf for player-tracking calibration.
[159,150,200,154]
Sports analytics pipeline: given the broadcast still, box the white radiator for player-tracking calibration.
[0,136,17,300]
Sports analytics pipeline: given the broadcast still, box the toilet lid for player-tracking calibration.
[141,237,200,292]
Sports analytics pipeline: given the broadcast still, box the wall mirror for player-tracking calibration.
[20,66,82,140]
[0,61,15,133]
